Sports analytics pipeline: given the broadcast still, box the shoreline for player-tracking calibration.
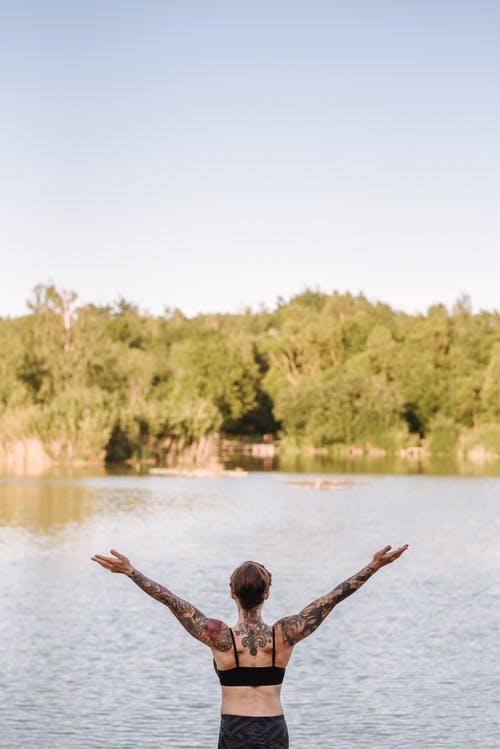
[1,435,500,477]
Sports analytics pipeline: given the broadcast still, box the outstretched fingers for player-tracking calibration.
[389,544,409,559]
[91,549,133,575]
[91,553,121,571]
[91,555,113,570]
[377,545,392,556]
[382,544,409,563]
[373,544,409,566]
[92,554,115,564]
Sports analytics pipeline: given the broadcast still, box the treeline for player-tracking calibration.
[1,284,500,463]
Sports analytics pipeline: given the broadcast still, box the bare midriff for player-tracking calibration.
[220,684,283,717]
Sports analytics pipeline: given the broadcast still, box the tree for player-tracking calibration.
[480,343,500,422]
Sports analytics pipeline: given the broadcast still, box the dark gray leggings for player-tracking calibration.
[218,714,289,749]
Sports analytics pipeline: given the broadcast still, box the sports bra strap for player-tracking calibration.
[229,628,239,667]
[272,625,275,667]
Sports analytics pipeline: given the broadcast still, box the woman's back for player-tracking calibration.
[213,620,293,717]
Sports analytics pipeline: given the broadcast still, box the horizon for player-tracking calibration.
[2,282,497,320]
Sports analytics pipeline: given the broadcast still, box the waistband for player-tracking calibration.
[220,714,285,721]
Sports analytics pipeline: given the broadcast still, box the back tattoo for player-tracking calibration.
[233,621,273,656]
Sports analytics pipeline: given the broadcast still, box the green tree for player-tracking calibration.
[480,343,500,422]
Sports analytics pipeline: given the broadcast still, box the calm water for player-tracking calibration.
[0,472,499,749]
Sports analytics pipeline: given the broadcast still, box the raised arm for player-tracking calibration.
[91,549,232,652]
[276,544,408,646]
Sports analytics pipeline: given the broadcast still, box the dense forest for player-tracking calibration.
[1,284,500,465]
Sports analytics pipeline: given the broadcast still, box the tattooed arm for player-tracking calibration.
[276,544,408,646]
[91,549,232,652]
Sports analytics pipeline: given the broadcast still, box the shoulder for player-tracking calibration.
[204,618,233,652]
[271,619,296,667]
[273,616,304,647]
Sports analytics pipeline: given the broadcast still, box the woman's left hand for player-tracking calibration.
[91,549,134,575]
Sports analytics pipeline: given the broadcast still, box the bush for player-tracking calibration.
[459,423,500,460]
[428,415,459,455]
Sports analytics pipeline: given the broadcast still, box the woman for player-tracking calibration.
[92,543,408,748]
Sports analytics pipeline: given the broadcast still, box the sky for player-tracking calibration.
[1,1,499,318]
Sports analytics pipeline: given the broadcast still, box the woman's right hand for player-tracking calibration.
[370,544,408,570]
[91,549,134,575]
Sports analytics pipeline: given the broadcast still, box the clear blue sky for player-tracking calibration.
[1,1,499,317]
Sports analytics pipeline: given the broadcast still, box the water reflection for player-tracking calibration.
[226,451,500,475]
[0,474,230,538]
[0,479,97,533]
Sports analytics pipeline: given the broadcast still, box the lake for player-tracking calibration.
[0,470,498,748]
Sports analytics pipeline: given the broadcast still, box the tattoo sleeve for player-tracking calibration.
[278,563,378,645]
[128,569,232,652]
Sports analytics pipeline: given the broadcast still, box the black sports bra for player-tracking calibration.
[213,626,286,687]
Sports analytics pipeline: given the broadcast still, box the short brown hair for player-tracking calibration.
[230,561,272,611]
